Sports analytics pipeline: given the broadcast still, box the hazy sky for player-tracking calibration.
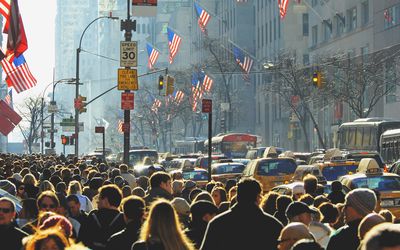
[8,0,56,141]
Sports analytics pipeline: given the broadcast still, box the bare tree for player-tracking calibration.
[319,44,400,118]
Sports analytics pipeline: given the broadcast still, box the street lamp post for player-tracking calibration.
[75,15,118,157]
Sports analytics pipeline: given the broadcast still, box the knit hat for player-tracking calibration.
[0,180,16,196]
[171,197,190,216]
[345,188,377,216]
[40,215,73,237]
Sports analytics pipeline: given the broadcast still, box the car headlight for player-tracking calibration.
[381,199,395,207]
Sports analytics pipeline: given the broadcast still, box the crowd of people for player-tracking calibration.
[0,153,400,250]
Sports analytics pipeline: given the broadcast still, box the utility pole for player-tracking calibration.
[121,0,136,165]
[41,98,44,154]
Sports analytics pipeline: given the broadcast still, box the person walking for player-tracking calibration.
[144,172,173,206]
[201,178,283,250]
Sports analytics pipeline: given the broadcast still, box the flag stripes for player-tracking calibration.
[167,27,182,64]
[278,0,290,19]
[146,43,160,69]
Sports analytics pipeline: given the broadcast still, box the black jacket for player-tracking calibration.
[326,218,362,250]
[78,208,125,250]
[185,221,208,249]
[0,224,28,250]
[106,220,142,250]
[144,187,173,206]
[327,191,345,204]
[132,240,165,250]
[201,203,283,250]
[273,210,288,226]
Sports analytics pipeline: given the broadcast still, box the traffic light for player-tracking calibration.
[61,135,69,145]
[220,118,226,130]
[158,75,164,90]
[69,136,75,145]
[166,75,175,95]
[312,71,322,88]
[75,95,87,113]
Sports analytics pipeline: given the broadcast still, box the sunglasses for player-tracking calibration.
[0,208,12,213]
[40,204,57,209]
[18,186,25,190]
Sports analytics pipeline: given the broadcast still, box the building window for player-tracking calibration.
[258,27,260,48]
[361,45,369,62]
[303,14,309,36]
[270,21,272,43]
[385,61,397,103]
[384,5,400,29]
[312,25,318,46]
[347,7,357,31]
[361,1,369,26]
[266,22,268,44]
[303,54,310,65]
[312,0,318,7]
[336,14,345,36]
[261,24,264,47]
[323,20,332,41]
[274,18,276,40]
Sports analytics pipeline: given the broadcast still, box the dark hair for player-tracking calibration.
[37,191,60,208]
[299,193,315,206]
[291,239,324,250]
[319,202,339,224]
[314,195,329,208]
[260,191,280,215]
[122,195,145,221]
[331,181,342,192]
[206,182,216,194]
[236,178,262,204]
[225,179,237,194]
[189,188,203,203]
[21,198,39,219]
[276,195,293,213]
[149,172,171,189]
[99,184,122,207]
[66,194,80,204]
[303,174,318,195]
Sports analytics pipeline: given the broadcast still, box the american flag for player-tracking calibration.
[4,88,12,106]
[233,46,253,75]
[0,51,36,93]
[191,73,204,111]
[194,2,211,33]
[167,27,182,64]
[0,1,10,24]
[202,74,213,92]
[278,0,290,19]
[117,120,124,134]
[151,98,162,113]
[173,90,185,104]
[146,43,160,69]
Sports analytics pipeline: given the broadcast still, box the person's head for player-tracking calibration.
[236,178,263,205]
[358,213,386,240]
[286,201,318,226]
[172,180,184,196]
[0,180,16,196]
[331,180,343,193]
[24,228,70,250]
[277,222,314,250]
[22,173,38,186]
[136,176,149,191]
[260,191,280,215]
[20,198,39,220]
[171,197,190,217]
[184,180,197,191]
[40,215,73,238]
[0,197,16,225]
[119,164,129,173]
[225,179,237,194]
[298,193,315,206]
[139,199,194,250]
[37,191,60,213]
[303,174,317,196]
[190,200,218,225]
[205,182,216,194]
[344,188,377,223]
[132,187,146,198]
[39,180,55,193]
[97,184,122,209]
[228,186,237,201]
[211,187,227,207]
[318,202,339,224]
[313,195,329,208]
[66,195,81,217]
[276,195,293,213]
[292,184,305,201]
[189,188,203,203]
[291,239,324,250]
[191,191,214,204]
[378,209,395,223]
[67,180,82,195]
[149,172,172,194]
[121,195,145,223]
[121,185,132,198]
[361,223,400,250]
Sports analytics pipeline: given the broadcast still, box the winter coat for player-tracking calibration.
[144,187,173,206]
[326,218,362,250]
[201,203,283,250]
[78,208,125,250]
[0,224,28,250]
[106,220,142,250]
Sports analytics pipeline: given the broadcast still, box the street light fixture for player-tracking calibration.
[263,62,275,70]
[75,15,119,157]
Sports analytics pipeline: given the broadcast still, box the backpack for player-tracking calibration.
[90,212,123,250]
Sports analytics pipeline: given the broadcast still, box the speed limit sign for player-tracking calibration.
[120,41,137,67]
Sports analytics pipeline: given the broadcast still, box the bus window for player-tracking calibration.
[370,127,378,149]
[356,127,363,148]
[348,127,356,149]
[363,127,371,147]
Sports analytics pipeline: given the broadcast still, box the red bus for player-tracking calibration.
[204,133,259,158]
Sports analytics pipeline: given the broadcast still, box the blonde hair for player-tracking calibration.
[22,173,38,186]
[139,199,195,250]
[67,180,82,195]
[24,228,70,250]
[38,180,55,193]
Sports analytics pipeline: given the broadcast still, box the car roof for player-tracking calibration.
[212,162,245,167]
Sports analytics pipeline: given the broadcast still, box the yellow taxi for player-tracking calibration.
[242,156,297,193]
[339,158,400,218]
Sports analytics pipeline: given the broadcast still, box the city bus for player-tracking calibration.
[380,129,400,164]
[174,137,206,155]
[337,118,400,152]
[204,133,258,158]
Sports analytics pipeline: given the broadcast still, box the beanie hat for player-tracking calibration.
[345,188,376,216]
[40,215,73,237]
[0,180,16,196]
[171,197,190,216]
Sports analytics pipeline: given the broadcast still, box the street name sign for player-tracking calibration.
[120,41,137,67]
[118,68,138,90]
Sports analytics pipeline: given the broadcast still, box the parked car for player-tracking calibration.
[211,162,246,184]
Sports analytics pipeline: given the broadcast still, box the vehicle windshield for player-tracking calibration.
[129,151,158,166]
[349,155,384,168]
[351,176,400,191]
[213,164,245,174]
[322,164,358,181]
[256,159,297,176]
[182,171,208,181]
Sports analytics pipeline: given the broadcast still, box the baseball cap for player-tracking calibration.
[286,201,318,219]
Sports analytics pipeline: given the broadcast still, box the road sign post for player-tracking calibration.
[120,41,137,67]
[95,126,106,161]
[202,99,212,182]
[121,92,134,110]
[118,69,138,90]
